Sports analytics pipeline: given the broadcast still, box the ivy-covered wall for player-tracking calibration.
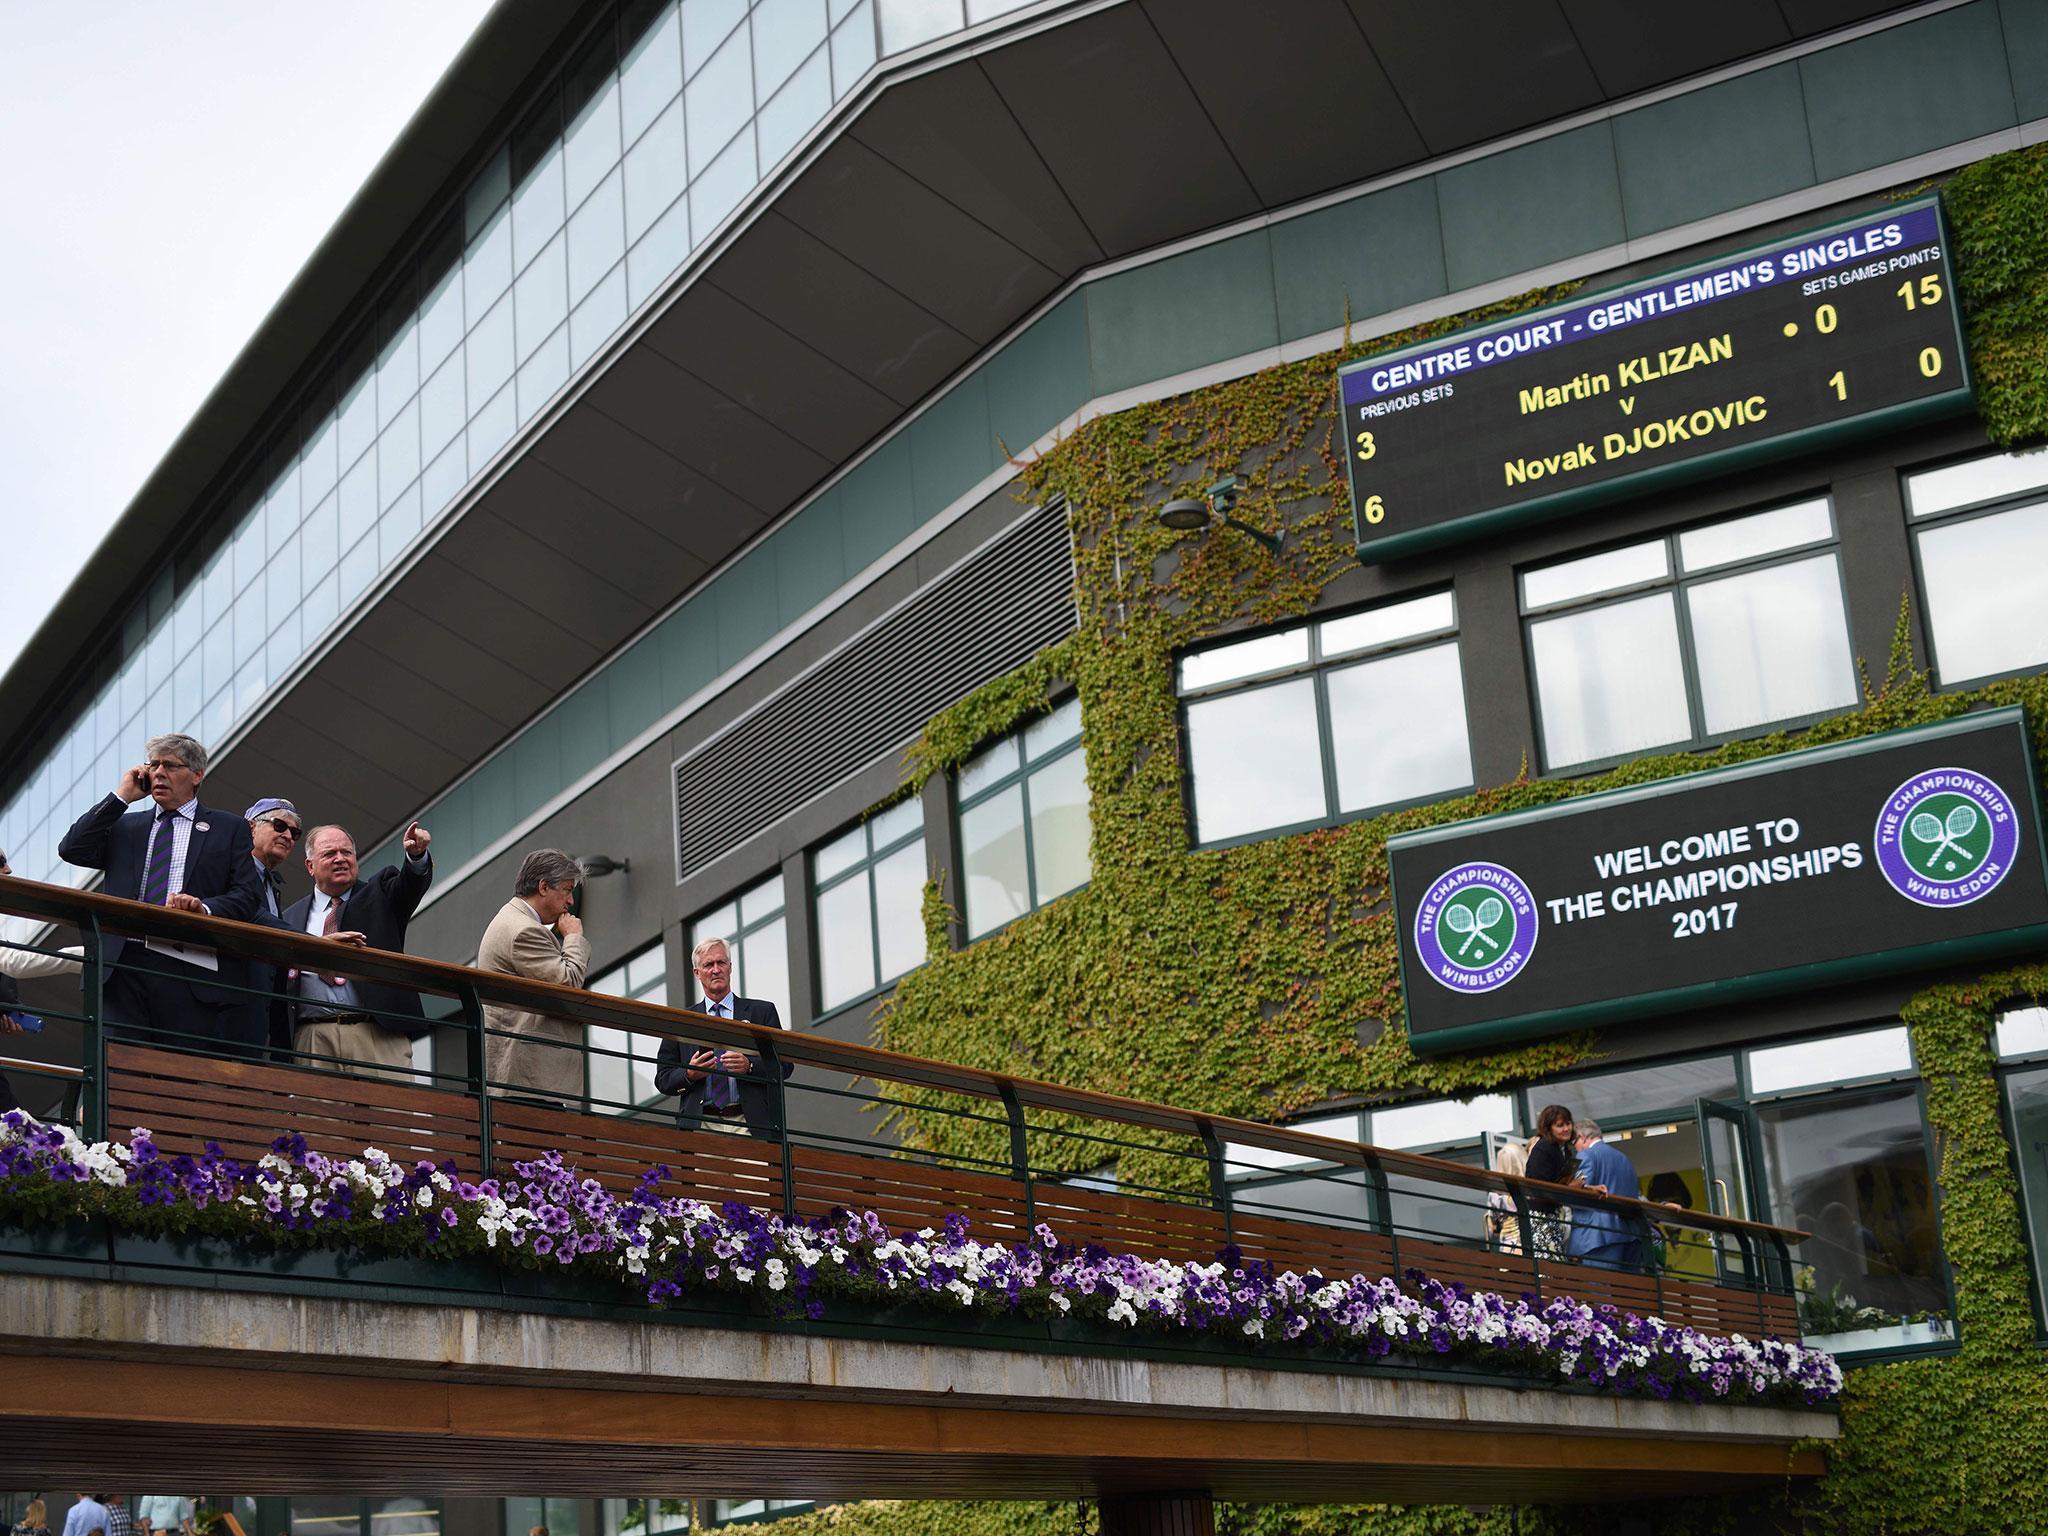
[794,147,2048,1533]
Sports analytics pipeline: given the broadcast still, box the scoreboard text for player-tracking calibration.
[1338,198,1972,561]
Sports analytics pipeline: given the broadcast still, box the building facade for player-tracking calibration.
[6,2,2048,1531]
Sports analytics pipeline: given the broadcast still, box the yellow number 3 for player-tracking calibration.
[1355,430,1376,462]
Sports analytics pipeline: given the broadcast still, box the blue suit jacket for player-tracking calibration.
[58,794,265,1000]
[1566,1137,1645,1256]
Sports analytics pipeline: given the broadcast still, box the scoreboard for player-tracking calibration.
[1337,197,1972,562]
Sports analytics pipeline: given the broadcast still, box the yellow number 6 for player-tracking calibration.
[1362,494,1386,524]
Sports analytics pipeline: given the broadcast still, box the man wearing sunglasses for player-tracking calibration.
[236,798,305,1054]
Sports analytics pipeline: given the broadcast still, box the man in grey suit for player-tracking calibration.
[479,849,592,1103]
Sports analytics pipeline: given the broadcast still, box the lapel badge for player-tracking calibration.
[195,821,210,832]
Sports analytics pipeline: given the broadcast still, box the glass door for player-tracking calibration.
[1697,1097,1764,1284]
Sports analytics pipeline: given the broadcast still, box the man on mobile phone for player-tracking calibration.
[55,734,264,1049]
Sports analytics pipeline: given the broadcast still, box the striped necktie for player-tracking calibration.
[140,810,177,905]
[706,998,734,1108]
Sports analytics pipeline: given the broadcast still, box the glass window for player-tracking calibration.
[1528,1055,1738,1126]
[519,325,571,424]
[1997,1005,2048,1061]
[1524,500,1854,769]
[621,0,684,146]
[753,0,828,104]
[376,293,420,429]
[418,223,467,373]
[1749,1025,1913,1095]
[570,168,627,304]
[831,3,878,93]
[589,942,671,1113]
[420,351,467,460]
[1761,1085,1950,1352]
[878,0,961,54]
[686,24,753,177]
[2002,1057,2048,1331]
[1369,1093,1513,1151]
[512,134,567,276]
[468,294,517,404]
[688,125,756,240]
[686,0,749,75]
[757,46,832,169]
[372,1498,438,1536]
[573,264,631,369]
[958,697,1090,939]
[1181,593,1469,845]
[504,1500,579,1536]
[466,203,515,318]
[625,96,689,245]
[690,872,788,1020]
[1907,449,2048,686]
[812,798,927,1013]
[515,233,570,362]
[566,70,623,213]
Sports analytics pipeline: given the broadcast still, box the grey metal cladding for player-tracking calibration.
[673,499,1076,879]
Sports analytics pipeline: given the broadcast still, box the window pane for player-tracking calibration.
[686,24,753,177]
[465,203,514,317]
[2005,1064,2048,1330]
[739,871,784,923]
[1021,695,1081,760]
[570,168,626,304]
[1318,591,1455,658]
[688,106,757,232]
[757,45,832,168]
[740,912,790,1019]
[958,735,1019,801]
[872,837,927,984]
[1749,1025,1912,1094]
[374,1496,438,1536]
[1522,538,1668,610]
[1528,592,1690,768]
[753,0,828,103]
[1370,1093,1513,1151]
[1179,626,1307,691]
[868,794,922,849]
[566,74,622,210]
[815,872,880,1015]
[1677,498,1832,572]
[1686,553,1855,735]
[622,1,684,145]
[1185,677,1326,842]
[513,140,566,275]
[1026,747,1089,903]
[1759,1086,1949,1349]
[1907,446,2048,517]
[291,1499,361,1536]
[960,782,1028,939]
[814,824,866,883]
[831,3,878,91]
[686,0,749,75]
[1997,1006,2048,1060]
[878,0,960,53]
[1326,642,1472,813]
[467,293,516,403]
[1529,1056,1738,1125]
[588,1024,631,1109]
[1916,501,2048,684]
[625,96,688,244]
[419,251,466,373]
[420,351,467,459]
[515,234,570,363]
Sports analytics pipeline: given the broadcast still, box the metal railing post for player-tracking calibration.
[458,980,491,1177]
[1196,1122,1235,1248]
[1359,1148,1397,1278]
[759,1030,795,1221]
[997,1081,1035,1235]
[1510,1178,1543,1300]
[82,914,107,1142]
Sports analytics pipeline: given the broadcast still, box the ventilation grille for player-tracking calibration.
[674,501,1076,878]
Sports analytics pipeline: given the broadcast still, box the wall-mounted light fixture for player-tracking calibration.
[579,854,631,878]
[1156,474,1282,555]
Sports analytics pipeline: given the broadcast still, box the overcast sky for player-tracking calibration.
[0,1,495,676]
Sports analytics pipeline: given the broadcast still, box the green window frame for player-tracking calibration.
[1176,591,1473,849]
[586,940,671,1116]
[1904,446,2048,689]
[811,796,927,1017]
[956,694,1091,938]
[1520,497,1856,772]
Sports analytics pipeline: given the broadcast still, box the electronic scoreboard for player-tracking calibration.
[1337,196,1972,562]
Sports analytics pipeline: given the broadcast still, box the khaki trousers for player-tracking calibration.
[294,1015,414,1079]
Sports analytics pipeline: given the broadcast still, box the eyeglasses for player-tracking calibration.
[259,818,301,839]
[143,758,191,773]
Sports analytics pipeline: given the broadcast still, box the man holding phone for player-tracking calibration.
[280,819,434,1079]
[55,734,265,1047]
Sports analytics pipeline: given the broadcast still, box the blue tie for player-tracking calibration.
[706,999,735,1109]
[140,811,176,905]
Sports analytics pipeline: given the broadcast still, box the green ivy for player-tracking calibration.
[837,146,2048,1533]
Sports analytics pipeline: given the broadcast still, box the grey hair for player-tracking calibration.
[145,733,209,777]
[515,848,582,897]
[1576,1116,1604,1141]
[691,933,732,966]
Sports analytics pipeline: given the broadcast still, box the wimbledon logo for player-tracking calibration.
[1414,861,1540,995]
[1873,765,2019,908]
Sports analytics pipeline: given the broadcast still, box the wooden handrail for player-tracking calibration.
[0,1054,86,1081]
[0,873,1806,1245]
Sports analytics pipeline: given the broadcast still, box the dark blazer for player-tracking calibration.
[243,864,298,1050]
[280,854,434,1032]
[57,794,264,1000]
[653,994,794,1139]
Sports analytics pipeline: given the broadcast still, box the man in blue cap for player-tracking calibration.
[236,797,304,1054]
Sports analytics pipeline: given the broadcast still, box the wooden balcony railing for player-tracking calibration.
[0,874,1804,1340]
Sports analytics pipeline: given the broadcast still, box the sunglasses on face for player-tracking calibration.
[259,818,301,839]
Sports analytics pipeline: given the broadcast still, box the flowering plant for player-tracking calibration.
[0,1111,1841,1407]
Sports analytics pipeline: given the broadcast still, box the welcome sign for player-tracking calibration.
[1388,709,2048,1054]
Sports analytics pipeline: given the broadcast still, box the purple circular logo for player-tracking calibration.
[1873,765,2019,908]
[1413,861,1540,994]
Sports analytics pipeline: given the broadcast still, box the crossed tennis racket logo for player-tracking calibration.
[1903,797,1987,876]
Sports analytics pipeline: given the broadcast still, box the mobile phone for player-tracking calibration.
[6,1012,43,1033]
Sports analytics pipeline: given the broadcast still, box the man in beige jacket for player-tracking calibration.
[480,849,592,1103]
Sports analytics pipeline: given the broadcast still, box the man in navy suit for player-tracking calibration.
[1567,1117,1650,1271]
[57,733,265,1049]
[233,796,306,1055]
[654,935,793,1140]
[281,820,433,1078]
